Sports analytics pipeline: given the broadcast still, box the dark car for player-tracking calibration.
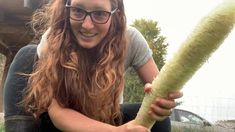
[170,108,234,132]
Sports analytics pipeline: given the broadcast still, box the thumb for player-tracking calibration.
[144,83,152,93]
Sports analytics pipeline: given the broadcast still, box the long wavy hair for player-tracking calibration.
[23,0,127,125]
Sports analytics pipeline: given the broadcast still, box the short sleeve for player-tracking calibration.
[125,26,153,70]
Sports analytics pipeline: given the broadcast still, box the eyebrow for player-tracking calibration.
[72,3,109,11]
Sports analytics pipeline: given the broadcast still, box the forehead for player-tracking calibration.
[70,0,112,10]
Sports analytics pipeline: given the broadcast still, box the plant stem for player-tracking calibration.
[134,0,235,128]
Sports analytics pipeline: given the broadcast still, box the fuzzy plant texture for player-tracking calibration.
[134,0,235,128]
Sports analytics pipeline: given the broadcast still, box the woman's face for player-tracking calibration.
[69,0,113,49]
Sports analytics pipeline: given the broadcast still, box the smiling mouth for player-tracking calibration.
[79,31,98,38]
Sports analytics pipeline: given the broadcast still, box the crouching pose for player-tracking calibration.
[4,0,182,131]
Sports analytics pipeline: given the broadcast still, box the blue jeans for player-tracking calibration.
[4,45,171,132]
[4,44,39,132]
[38,104,171,132]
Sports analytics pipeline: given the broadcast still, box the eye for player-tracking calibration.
[92,11,109,18]
[71,7,85,17]
[75,8,84,13]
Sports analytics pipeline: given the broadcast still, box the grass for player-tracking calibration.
[0,122,4,132]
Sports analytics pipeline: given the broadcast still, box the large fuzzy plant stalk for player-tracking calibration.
[134,0,235,128]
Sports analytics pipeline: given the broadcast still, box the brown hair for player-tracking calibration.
[23,0,127,125]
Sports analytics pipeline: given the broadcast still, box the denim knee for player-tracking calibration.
[4,115,39,132]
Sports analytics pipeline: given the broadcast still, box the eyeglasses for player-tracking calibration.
[65,4,117,24]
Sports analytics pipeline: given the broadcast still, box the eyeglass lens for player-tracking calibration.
[70,7,111,23]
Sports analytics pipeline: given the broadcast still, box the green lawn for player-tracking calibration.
[0,123,4,132]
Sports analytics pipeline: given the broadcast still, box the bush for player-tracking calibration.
[0,123,4,132]
[124,68,144,103]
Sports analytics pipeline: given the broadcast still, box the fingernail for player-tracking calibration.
[169,94,174,98]
[145,83,152,88]
[155,98,160,103]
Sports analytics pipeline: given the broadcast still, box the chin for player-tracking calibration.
[78,39,101,49]
[79,42,97,49]
[81,45,95,49]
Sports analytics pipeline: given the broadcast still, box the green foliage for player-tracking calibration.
[131,19,168,69]
[0,123,4,132]
[124,19,168,103]
[124,68,144,103]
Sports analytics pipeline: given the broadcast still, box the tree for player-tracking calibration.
[124,19,169,103]
[132,19,168,69]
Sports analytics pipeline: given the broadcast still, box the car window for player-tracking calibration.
[170,109,176,121]
[177,110,204,125]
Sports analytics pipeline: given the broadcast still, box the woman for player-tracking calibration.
[4,0,182,131]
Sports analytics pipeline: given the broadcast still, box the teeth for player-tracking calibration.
[81,32,96,37]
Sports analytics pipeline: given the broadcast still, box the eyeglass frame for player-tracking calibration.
[65,1,118,24]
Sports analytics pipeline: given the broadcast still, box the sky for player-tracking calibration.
[124,0,235,123]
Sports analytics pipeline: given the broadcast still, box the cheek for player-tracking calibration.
[70,20,80,33]
[101,21,111,35]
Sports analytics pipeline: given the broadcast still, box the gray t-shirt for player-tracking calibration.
[125,26,153,71]
[120,26,153,103]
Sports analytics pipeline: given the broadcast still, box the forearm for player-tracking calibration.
[48,99,116,132]
[137,58,159,83]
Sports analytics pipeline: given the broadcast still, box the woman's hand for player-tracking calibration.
[144,83,183,121]
[116,120,150,132]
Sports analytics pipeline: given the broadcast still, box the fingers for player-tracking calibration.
[168,91,183,100]
[150,103,172,116]
[154,97,176,109]
[143,83,184,100]
[148,97,176,121]
[144,83,183,100]
[143,83,183,122]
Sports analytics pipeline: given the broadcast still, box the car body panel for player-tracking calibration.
[170,109,235,132]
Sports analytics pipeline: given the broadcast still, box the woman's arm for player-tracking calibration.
[136,58,159,83]
[48,99,116,132]
[48,99,150,132]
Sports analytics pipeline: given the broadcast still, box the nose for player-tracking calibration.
[82,15,94,30]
